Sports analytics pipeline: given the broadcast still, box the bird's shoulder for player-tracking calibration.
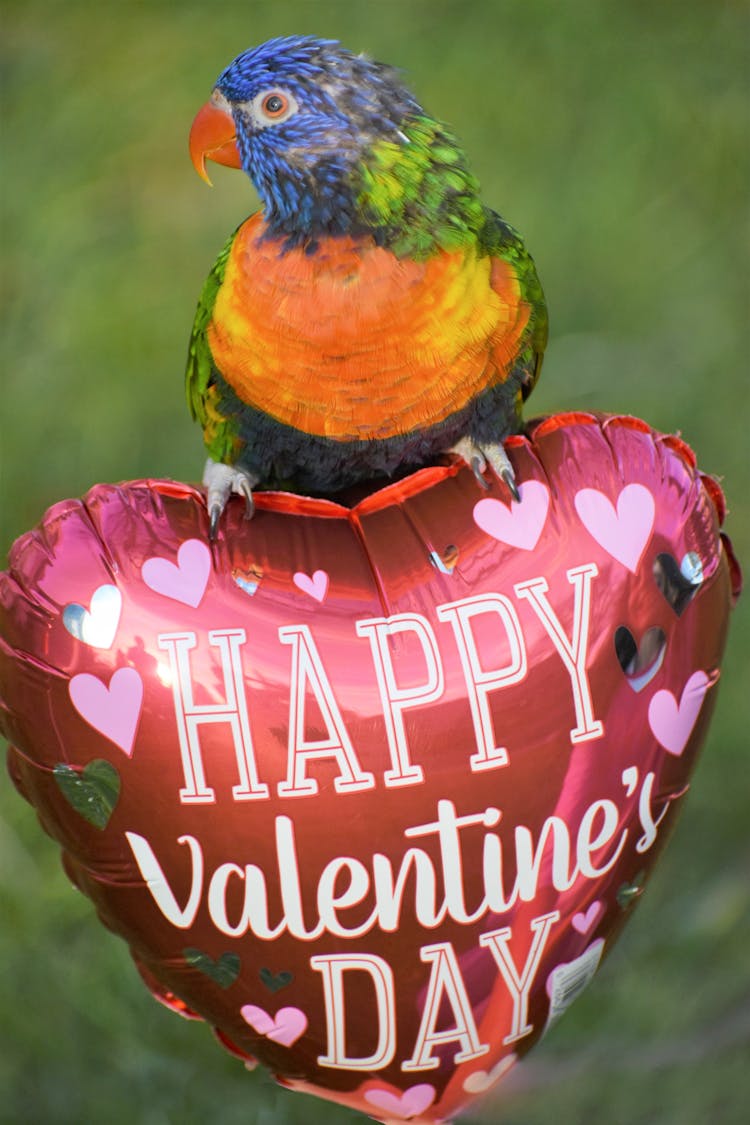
[185,225,243,460]
[480,206,548,371]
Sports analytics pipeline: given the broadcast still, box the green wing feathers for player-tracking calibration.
[481,207,548,400]
[185,231,240,462]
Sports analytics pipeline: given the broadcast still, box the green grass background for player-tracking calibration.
[1,1,748,1122]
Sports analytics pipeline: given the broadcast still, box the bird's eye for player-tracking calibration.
[251,87,298,126]
[263,93,287,116]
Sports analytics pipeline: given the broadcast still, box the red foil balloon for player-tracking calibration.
[0,413,741,1123]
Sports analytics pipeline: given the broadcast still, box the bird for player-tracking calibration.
[186,35,548,536]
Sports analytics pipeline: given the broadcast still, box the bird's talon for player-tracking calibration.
[472,457,491,490]
[502,469,521,503]
[202,457,258,537]
[241,485,255,521]
[450,436,519,497]
[477,441,519,501]
[208,504,222,541]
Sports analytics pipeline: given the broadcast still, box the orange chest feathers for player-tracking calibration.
[208,213,529,441]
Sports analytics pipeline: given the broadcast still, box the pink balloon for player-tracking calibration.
[0,413,741,1123]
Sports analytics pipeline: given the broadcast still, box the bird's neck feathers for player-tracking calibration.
[256,115,485,258]
[357,118,486,258]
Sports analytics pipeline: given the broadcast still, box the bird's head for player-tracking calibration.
[189,36,429,242]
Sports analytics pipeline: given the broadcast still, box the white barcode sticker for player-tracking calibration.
[544,938,605,1032]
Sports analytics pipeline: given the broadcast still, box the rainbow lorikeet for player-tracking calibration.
[187,36,547,535]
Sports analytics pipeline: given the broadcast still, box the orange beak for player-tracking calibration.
[189,92,242,185]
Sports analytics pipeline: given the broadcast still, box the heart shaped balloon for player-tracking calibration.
[0,413,740,1123]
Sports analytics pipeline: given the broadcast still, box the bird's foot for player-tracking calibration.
[202,458,258,539]
[450,437,520,502]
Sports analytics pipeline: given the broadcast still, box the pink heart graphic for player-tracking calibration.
[68,667,143,756]
[240,1004,307,1047]
[462,1054,517,1094]
[648,670,710,756]
[473,480,550,551]
[364,1083,436,1119]
[574,484,655,572]
[142,538,211,607]
[572,900,604,934]
[293,569,329,602]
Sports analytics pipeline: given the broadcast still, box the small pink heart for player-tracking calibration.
[293,569,329,603]
[574,484,655,572]
[142,539,211,607]
[364,1083,436,1119]
[69,667,143,756]
[572,900,604,934]
[473,480,550,551]
[240,1004,307,1047]
[462,1054,517,1094]
[648,670,710,756]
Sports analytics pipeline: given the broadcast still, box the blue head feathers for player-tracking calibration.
[211,36,423,241]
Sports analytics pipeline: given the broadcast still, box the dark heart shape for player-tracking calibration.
[53,759,120,830]
[259,967,294,993]
[653,551,703,616]
[614,625,667,692]
[429,544,459,574]
[232,564,263,597]
[617,872,646,911]
[183,948,241,989]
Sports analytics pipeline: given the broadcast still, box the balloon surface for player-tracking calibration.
[0,413,741,1123]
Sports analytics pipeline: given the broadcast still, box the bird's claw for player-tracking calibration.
[500,467,521,503]
[237,476,255,520]
[450,437,520,501]
[202,457,258,539]
[470,457,491,491]
[208,502,223,541]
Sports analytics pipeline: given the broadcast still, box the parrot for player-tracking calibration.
[186,35,548,536]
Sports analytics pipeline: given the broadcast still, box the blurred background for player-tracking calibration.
[1,1,748,1122]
